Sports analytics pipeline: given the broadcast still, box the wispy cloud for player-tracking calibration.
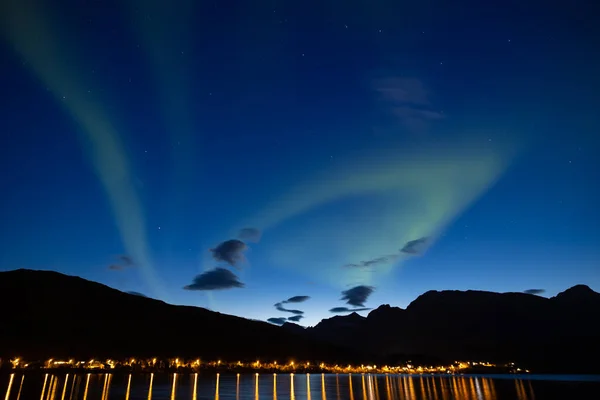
[210,239,248,268]
[400,237,429,255]
[341,285,375,307]
[374,76,444,133]
[118,255,135,266]
[267,317,288,326]
[183,268,245,291]
[287,315,304,322]
[524,289,545,295]
[344,255,400,268]
[283,295,310,303]
[108,255,136,272]
[329,307,372,313]
[274,302,304,315]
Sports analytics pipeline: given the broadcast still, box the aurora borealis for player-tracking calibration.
[1,0,598,326]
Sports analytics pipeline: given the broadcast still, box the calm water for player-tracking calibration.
[2,372,599,400]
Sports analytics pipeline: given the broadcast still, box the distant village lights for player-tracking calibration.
[3,357,529,374]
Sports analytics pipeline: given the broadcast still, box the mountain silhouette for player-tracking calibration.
[304,286,600,373]
[0,269,359,363]
[1,269,599,373]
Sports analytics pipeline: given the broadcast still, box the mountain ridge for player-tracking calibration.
[1,269,599,373]
[305,284,600,373]
[0,269,361,363]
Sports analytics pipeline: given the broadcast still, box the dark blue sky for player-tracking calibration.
[1,0,599,326]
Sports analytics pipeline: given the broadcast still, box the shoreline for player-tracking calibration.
[0,367,528,376]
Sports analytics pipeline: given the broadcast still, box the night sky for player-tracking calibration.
[1,0,599,327]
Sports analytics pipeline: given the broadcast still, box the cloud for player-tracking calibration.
[183,268,245,291]
[108,255,136,271]
[401,237,430,255]
[287,315,304,322]
[374,77,444,133]
[524,289,545,295]
[374,77,430,105]
[341,285,375,307]
[119,255,134,266]
[127,291,148,297]
[274,302,304,315]
[344,255,400,268]
[238,227,262,243]
[283,295,310,303]
[267,317,287,325]
[210,239,248,267]
[329,307,372,313]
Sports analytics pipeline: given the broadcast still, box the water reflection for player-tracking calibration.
[60,374,68,400]
[48,374,57,400]
[4,374,14,400]
[361,374,366,400]
[193,374,197,400]
[147,373,153,400]
[16,375,24,400]
[125,375,131,400]
[170,373,177,400]
[2,372,580,400]
[514,379,535,400]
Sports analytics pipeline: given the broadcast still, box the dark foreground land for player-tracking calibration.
[1,269,599,374]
